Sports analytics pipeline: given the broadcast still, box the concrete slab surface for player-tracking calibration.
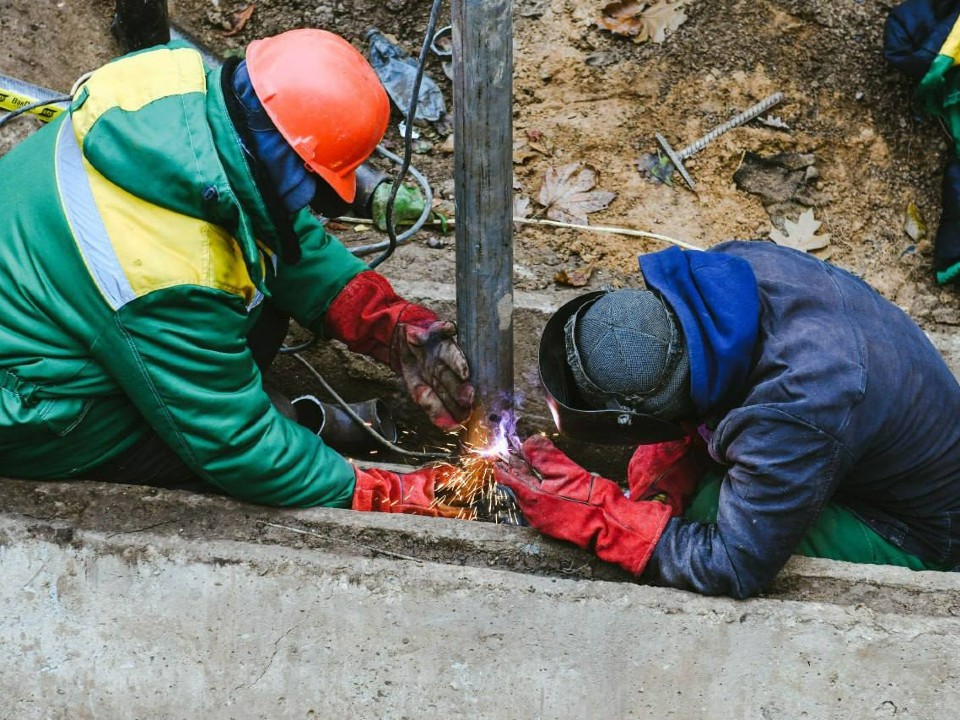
[2,479,960,719]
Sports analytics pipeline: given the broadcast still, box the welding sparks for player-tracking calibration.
[473,423,512,460]
[430,408,524,524]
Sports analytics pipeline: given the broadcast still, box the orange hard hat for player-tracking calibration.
[246,29,390,203]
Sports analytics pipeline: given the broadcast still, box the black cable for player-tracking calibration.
[367,0,445,270]
[284,6,445,352]
[0,96,71,129]
[345,145,435,257]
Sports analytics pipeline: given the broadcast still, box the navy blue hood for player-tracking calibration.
[232,61,317,215]
[639,247,761,416]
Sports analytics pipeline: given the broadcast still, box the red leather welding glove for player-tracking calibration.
[352,464,471,519]
[324,271,475,431]
[627,434,710,517]
[494,436,672,576]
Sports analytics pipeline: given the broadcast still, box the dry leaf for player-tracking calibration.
[904,201,926,242]
[513,194,531,231]
[597,0,647,37]
[537,163,616,225]
[223,4,255,36]
[640,0,690,43]
[757,115,790,130]
[769,209,831,252]
[597,0,689,44]
[431,197,456,218]
[513,139,537,165]
[555,265,595,287]
[525,128,555,156]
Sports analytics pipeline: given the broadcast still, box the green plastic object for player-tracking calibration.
[371,182,427,231]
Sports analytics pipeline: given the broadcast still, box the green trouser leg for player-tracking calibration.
[684,470,945,571]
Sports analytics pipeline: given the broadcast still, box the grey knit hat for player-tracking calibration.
[563,289,693,420]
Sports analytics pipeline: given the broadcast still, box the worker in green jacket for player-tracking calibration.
[0,29,475,514]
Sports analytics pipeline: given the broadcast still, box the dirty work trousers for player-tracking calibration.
[685,470,948,571]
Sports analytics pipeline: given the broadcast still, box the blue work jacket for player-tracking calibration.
[644,242,960,597]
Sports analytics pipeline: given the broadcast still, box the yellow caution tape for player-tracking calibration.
[0,88,65,122]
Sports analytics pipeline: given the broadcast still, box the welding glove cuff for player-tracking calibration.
[324,271,475,430]
[626,433,710,516]
[352,464,470,518]
[494,436,672,575]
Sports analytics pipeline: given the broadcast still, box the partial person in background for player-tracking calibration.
[884,0,960,283]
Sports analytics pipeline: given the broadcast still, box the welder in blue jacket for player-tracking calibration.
[496,242,960,598]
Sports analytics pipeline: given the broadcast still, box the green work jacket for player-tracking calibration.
[0,43,368,507]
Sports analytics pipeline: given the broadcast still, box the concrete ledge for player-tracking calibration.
[3,480,960,718]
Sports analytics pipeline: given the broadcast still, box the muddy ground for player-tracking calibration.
[4,0,957,299]
[2,0,958,463]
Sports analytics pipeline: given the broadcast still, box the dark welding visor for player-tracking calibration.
[539,291,686,446]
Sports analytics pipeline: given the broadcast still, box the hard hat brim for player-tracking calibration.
[311,163,357,203]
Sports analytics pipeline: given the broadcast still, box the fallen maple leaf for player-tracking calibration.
[223,4,254,36]
[640,0,690,43]
[555,265,595,288]
[769,209,830,252]
[537,163,616,225]
[597,0,689,44]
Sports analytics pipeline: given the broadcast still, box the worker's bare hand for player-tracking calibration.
[393,319,475,431]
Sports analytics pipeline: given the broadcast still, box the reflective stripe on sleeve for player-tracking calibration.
[54,119,136,311]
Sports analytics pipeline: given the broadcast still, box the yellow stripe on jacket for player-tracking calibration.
[57,46,259,310]
[84,156,258,306]
[939,14,960,65]
[71,47,207,140]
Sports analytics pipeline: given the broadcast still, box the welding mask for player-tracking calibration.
[539,291,689,446]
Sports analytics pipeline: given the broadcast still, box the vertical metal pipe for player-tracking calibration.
[452,0,514,418]
[111,0,170,53]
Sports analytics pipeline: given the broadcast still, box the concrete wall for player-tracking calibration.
[3,285,959,718]
[2,480,960,719]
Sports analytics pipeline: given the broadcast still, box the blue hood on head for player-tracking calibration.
[232,61,317,215]
[639,247,760,416]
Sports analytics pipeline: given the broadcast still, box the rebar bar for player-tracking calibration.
[679,92,784,158]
